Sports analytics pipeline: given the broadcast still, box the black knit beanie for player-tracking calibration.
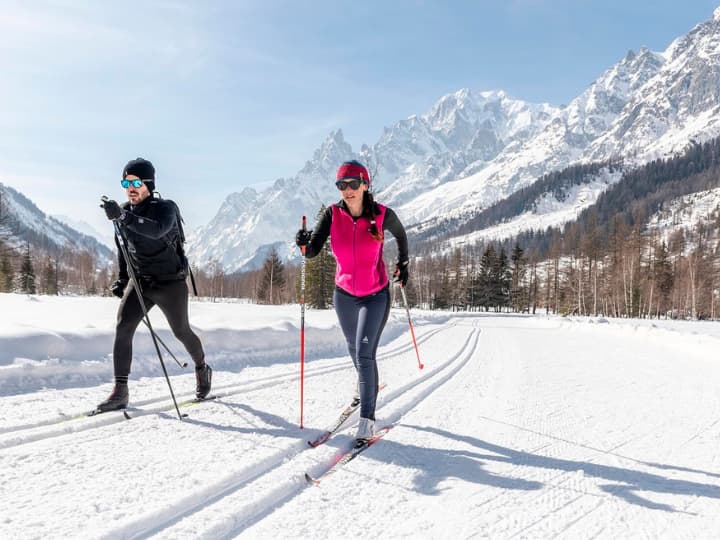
[123,157,156,192]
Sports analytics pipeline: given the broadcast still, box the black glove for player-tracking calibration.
[393,260,409,287]
[101,199,125,221]
[110,279,128,298]
[295,229,311,247]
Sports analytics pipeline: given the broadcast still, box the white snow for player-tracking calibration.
[1,293,720,538]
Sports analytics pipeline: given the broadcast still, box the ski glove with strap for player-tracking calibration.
[295,229,311,247]
[101,199,125,221]
[110,279,128,298]
[393,260,409,287]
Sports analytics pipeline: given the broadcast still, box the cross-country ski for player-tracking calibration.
[305,425,393,484]
[307,383,387,447]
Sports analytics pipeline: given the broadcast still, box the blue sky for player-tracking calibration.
[0,0,718,236]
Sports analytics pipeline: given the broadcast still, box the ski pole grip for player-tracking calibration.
[302,215,307,231]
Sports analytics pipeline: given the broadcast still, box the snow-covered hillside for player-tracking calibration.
[646,186,720,245]
[0,182,113,261]
[446,167,624,249]
[53,214,114,250]
[2,293,720,538]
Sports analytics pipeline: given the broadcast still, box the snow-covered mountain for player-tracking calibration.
[368,89,559,210]
[587,7,720,162]
[393,46,664,228]
[188,93,558,272]
[188,8,720,272]
[0,182,113,261]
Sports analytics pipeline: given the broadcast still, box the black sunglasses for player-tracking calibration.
[121,179,145,189]
[335,179,364,191]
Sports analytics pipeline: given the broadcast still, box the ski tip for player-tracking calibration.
[308,435,329,448]
[180,395,219,408]
[304,473,319,485]
[85,407,130,418]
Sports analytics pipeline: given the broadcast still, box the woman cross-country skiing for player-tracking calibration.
[295,160,409,442]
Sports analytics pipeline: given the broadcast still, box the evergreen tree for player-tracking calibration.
[401,276,419,307]
[42,257,59,295]
[0,252,13,292]
[448,248,464,309]
[510,242,527,312]
[492,246,511,310]
[257,247,286,304]
[477,245,497,310]
[304,206,336,309]
[18,243,36,294]
[465,262,480,311]
[433,273,452,310]
[654,241,674,316]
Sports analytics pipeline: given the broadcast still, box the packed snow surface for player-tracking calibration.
[1,293,719,538]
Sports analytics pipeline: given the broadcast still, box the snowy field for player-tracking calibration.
[1,292,720,539]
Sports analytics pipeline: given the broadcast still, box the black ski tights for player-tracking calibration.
[112,279,204,377]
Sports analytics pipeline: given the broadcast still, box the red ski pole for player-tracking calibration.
[299,216,307,428]
[399,284,424,370]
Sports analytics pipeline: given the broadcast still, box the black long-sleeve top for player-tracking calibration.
[303,201,409,264]
[115,196,185,282]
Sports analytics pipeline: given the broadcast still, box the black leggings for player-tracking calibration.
[333,286,391,420]
[113,279,204,377]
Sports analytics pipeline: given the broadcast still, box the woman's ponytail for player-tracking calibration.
[363,191,384,242]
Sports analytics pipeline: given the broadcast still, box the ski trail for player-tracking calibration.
[99,321,480,540]
[0,325,451,450]
[0,324,445,439]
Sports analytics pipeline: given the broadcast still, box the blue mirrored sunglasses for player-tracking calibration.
[121,179,144,189]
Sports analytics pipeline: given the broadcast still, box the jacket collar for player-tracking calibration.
[130,194,154,212]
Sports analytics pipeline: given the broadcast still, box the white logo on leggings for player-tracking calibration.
[361,336,369,343]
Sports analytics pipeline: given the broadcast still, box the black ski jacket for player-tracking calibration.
[115,196,186,282]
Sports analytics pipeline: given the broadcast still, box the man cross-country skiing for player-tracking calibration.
[97,157,211,412]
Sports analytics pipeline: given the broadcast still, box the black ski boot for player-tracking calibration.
[195,364,212,399]
[96,383,129,412]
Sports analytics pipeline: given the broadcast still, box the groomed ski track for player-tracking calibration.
[2,313,720,539]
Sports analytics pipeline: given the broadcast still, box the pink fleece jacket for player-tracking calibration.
[330,203,388,296]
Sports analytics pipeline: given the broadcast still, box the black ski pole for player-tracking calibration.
[104,197,185,420]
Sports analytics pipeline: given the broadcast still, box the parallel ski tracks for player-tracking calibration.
[102,320,481,540]
[0,324,450,451]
